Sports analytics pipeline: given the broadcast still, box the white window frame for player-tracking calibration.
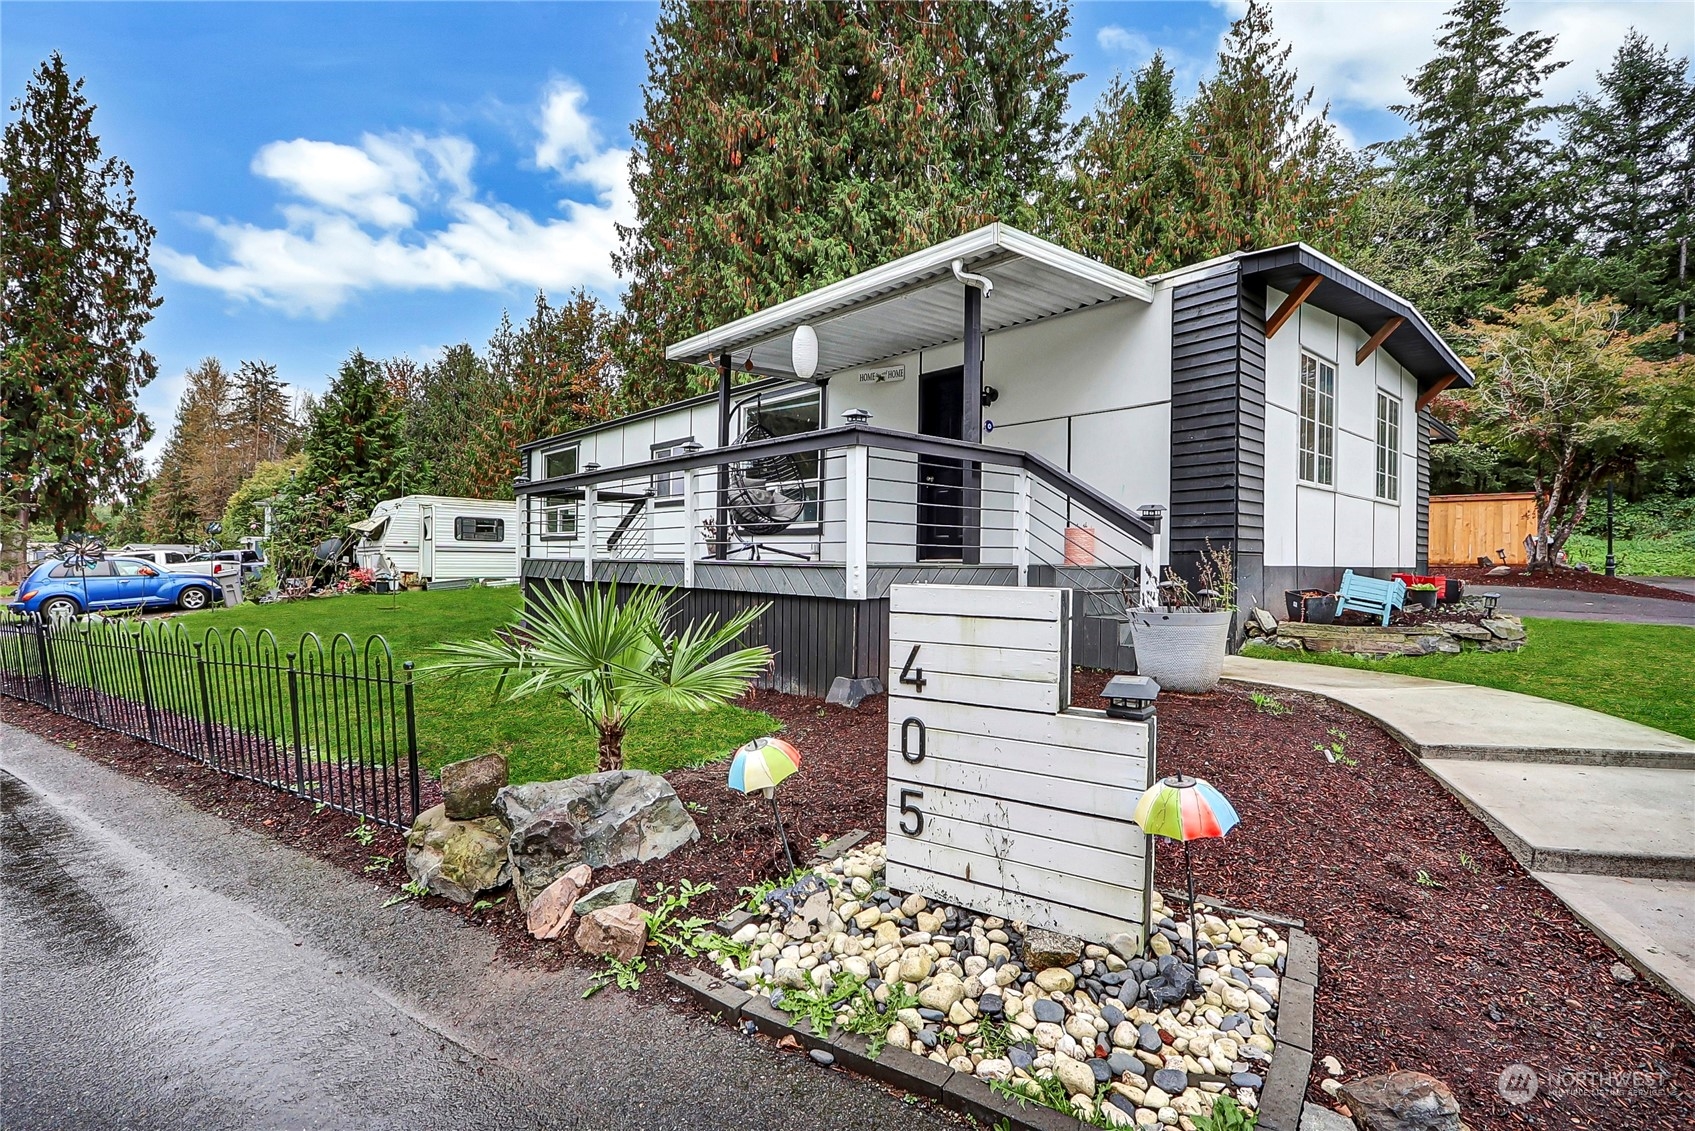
[650,436,692,504]
[1375,391,1401,502]
[732,386,824,531]
[541,495,579,541]
[1298,352,1336,486]
[541,444,579,481]
[453,516,506,542]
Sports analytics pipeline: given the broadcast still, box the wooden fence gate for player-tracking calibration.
[1428,492,1538,566]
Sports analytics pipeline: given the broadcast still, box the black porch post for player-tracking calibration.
[717,351,732,560]
[961,285,983,564]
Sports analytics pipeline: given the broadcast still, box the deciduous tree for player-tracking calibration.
[1,54,160,558]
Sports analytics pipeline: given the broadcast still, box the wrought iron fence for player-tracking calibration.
[0,613,420,827]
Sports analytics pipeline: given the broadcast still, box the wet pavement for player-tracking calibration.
[1487,584,1695,626]
[0,724,954,1131]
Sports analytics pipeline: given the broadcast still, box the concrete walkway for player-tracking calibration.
[1485,583,1695,626]
[1224,655,1695,1010]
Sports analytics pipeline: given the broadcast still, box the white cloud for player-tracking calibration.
[1225,1,1695,121]
[1097,25,1156,61]
[158,82,632,316]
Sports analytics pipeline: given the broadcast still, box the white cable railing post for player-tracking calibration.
[845,443,869,601]
[582,482,598,585]
[682,465,701,589]
[1012,467,1032,586]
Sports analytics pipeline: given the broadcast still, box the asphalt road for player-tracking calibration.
[1487,583,1695,626]
[0,724,954,1131]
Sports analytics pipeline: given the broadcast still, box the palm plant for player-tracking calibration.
[428,583,773,772]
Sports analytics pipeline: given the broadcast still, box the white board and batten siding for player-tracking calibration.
[884,584,1156,948]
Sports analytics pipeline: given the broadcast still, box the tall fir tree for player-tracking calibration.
[614,0,1075,403]
[1,54,160,557]
[1543,32,1694,350]
[230,359,300,469]
[399,343,503,498]
[1381,0,1566,293]
[144,358,231,542]
[297,350,406,510]
[1053,54,1189,274]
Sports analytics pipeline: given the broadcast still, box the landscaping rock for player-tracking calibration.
[525,863,593,939]
[1024,926,1085,970]
[440,752,508,820]
[573,901,648,961]
[497,771,698,907]
[1250,608,1278,635]
[574,878,637,916]
[1338,1071,1464,1131]
[403,804,510,904]
[1054,1053,1098,1098]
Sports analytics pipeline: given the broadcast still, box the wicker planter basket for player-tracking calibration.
[1119,609,1234,693]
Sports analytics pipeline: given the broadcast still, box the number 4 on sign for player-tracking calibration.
[899,645,926,694]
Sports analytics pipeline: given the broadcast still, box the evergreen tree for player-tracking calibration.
[1053,54,1188,274]
[483,291,615,497]
[230,359,300,469]
[1332,174,1492,330]
[1543,32,1694,350]
[1179,0,1355,263]
[615,0,1075,402]
[144,358,231,542]
[1382,0,1565,289]
[1,54,161,558]
[298,350,406,509]
[400,343,503,498]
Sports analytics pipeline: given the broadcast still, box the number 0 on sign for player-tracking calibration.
[883,584,1155,948]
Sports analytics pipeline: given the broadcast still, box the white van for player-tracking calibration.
[351,496,519,585]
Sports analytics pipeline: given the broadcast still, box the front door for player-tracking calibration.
[917,367,965,561]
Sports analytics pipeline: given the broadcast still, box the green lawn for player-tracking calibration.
[1249,617,1695,739]
[1564,533,1695,577]
[179,586,779,783]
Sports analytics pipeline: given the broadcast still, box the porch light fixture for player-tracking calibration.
[1482,592,1500,616]
[513,475,530,491]
[1138,504,1166,531]
[681,440,703,454]
[841,407,872,425]
[1102,674,1159,721]
[791,324,819,381]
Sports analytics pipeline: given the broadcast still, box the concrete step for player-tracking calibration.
[1533,872,1695,1012]
[1225,656,1695,769]
[1422,760,1695,880]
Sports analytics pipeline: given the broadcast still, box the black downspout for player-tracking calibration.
[961,285,983,565]
[716,351,732,561]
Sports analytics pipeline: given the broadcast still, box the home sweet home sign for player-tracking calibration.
[884,584,1156,948]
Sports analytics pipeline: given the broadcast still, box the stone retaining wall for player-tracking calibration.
[1246,616,1526,657]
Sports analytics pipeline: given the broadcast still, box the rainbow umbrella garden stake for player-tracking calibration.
[728,736,803,871]
[1132,774,1241,990]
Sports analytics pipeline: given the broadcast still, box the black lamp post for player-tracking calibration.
[1605,483,1617,577]
[1482,593,1500,616]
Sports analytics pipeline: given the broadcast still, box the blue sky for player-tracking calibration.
[4,1,1690,466]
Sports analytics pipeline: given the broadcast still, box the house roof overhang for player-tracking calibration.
[1232,244,1474,391]
[664,223,1154,380]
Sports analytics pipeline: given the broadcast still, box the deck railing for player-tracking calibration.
[516,424,1161,607]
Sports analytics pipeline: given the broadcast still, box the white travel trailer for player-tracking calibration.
[351,496,519,585]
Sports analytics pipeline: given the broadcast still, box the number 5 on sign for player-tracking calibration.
[898,788,924,836]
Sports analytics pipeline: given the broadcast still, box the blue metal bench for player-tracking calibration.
[1334,570,1406,626]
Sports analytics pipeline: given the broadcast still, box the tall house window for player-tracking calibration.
[734,388,824,525]
[1375,391,1401,501]
[543,445,579,480]
[1298,353,1336,485]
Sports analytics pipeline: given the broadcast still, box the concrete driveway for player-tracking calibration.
[0,724,955,1131]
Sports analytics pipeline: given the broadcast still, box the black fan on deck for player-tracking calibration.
[726,422,809,537]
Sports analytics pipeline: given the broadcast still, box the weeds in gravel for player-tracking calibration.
[833,979,918,1058]
[472,896,505,912]
[738,867,814,912]
[1314,727,1357,767]
[584,955,646,998]
[975,1012,1013,1058]
[382,878,430,907]
[1193,1095,1258,1130]
[1250,692,1291,716]
[989,1076,1118,1129]
[643,880,716,956]
[777,971,867,1038]
[1416,870,1445,889]
[1459,852,1480,874]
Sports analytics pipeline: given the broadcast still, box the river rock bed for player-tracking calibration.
[708,842,1284,1129]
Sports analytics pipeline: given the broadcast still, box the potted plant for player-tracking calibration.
[1121,542,1236,693]
[1408,582,1439,610]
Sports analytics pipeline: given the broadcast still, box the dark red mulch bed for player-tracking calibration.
[1442,564,1695,604]
[8,679,1692,1131]
[1069,670,1694,1131]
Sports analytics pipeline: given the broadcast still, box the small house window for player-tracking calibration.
[542,495,579,540]
[651,437,692,500]
[454,516,506,542]
[1375,392,1401,502]
[1298,353,1336,486]
[543,446,579,480]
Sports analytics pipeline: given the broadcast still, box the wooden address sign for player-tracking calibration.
[884,584,1156,948]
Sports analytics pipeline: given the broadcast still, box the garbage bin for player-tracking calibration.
[219,578,244,607]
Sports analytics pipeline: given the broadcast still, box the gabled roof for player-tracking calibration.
[664,223,1153,379]
[1232,244,1474,388]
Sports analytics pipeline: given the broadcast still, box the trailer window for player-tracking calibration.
[454,516,506,542]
